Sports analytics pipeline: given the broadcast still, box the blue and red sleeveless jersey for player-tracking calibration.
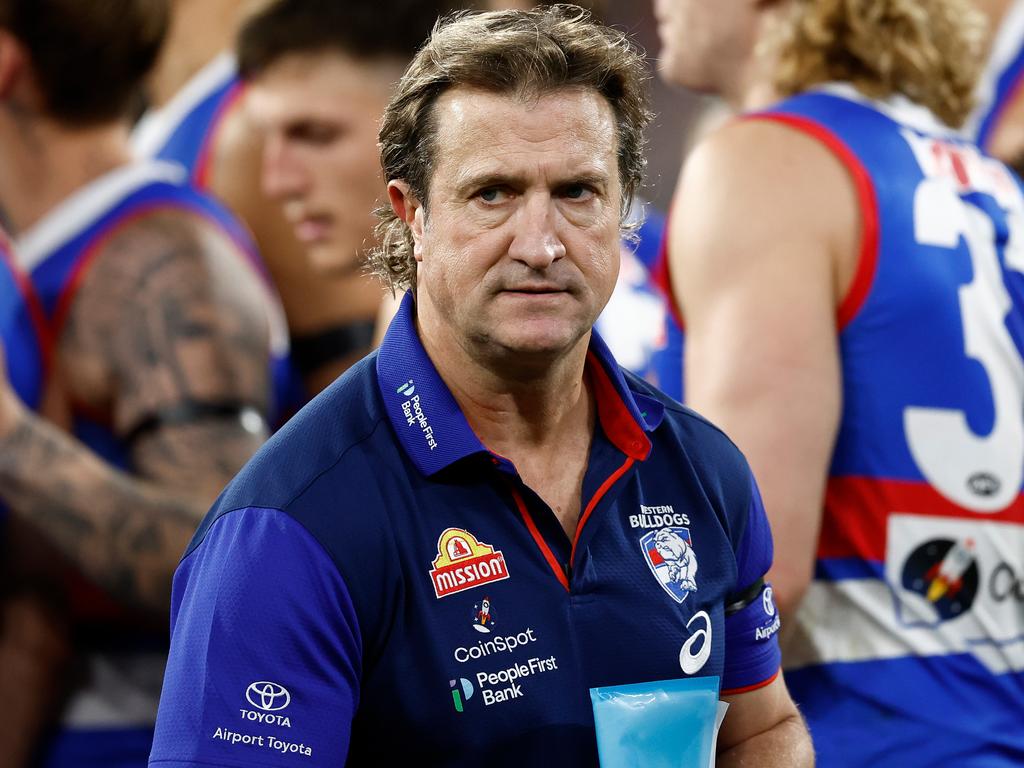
[148,292,782,767]
[965,0,1024,153]
[747,85,1024,766]
[132,53,243,191]
[0,231,46,412]
[17,160,292,464]
[0,232,47,531]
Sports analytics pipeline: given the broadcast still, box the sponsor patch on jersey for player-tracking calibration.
[640,527,698,604]
[899,536,980,621]
[472,597,497,633]
[430,528,510,599]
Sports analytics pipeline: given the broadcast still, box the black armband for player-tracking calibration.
[123,400,266,445]
[290,319,376,377]
[724,577,765,616]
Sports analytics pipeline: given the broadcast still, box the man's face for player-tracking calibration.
[247,51,403,273]
[401,86,622,362]
[653,0,760,91]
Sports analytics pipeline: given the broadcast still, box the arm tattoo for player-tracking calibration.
[0,411,202,615]
[0,210,272,616]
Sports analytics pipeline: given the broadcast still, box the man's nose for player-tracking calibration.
[507,194,566,268]
[261,136,308,201]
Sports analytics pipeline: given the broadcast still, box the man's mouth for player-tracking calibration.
[293,215,332,244]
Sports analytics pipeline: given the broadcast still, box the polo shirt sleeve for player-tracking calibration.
[148,506,361,767]
[721,475,782,694]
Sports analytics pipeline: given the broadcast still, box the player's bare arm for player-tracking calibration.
[718,675,814,766]
[0,211,270,615]
[670,118,859,617]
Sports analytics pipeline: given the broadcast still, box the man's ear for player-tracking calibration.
[0,30,28,102]
[387,179,426,262]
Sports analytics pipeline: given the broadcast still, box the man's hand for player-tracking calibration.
[0,337,23,440]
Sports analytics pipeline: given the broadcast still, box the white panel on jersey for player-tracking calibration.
[131,52,238,160]
[16,162,187,273]
[785,515,1024,676]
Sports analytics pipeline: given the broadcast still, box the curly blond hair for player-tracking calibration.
[767,0,987,128]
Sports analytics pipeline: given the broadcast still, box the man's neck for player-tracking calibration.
[0,117,132,235]
[426,326,594,458]
[425,326,596,538]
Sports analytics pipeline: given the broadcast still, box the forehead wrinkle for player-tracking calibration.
[432,86,618,175]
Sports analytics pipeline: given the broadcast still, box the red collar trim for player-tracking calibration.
[586,351,651,461]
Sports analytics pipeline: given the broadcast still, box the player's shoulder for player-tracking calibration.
[684,109,846,195]
[187,353,396,545]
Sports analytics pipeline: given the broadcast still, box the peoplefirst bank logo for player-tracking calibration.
[397,378,438,451]
[429,528,510,599]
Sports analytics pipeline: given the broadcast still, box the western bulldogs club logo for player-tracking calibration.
[640,527,698,603]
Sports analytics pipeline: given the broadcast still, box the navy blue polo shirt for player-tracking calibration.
[149,293,781,768]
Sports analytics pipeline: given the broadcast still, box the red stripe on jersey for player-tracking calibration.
[585,350,650,461]
[985,66,1024,154]
[744,112,880,331]
[508,483,569,592]
[652,211,685,330]
[193,81,246,191]
[572,455,634,567]
[722,667,780,697]
[0,235,54,376]
[819,476,1024,561]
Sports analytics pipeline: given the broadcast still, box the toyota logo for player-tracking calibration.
[245,681,291,712]
[763,586,776,617]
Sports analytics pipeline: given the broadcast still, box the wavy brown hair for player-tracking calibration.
[370,4,651,293]
[767,0,987,128]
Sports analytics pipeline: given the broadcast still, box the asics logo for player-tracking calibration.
[679,610,712,675]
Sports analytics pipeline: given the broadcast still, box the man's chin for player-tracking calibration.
[485,325,592,365]
[306,243,367,278]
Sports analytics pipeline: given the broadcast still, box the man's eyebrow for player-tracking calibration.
[453,171,523,196]
[452,168,612,197]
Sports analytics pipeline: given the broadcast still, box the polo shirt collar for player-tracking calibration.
[375,291,663,477]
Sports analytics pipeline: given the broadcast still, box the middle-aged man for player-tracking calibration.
[149,6,812,767]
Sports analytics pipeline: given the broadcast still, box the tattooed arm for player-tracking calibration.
[0,210,271,616]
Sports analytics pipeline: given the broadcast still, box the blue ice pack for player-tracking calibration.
[590,676,721,768]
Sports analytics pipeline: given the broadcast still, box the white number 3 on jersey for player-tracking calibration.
[906,167,1024,511]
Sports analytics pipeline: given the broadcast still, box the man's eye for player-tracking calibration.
[287,123,341,145]
[562,184,593,200]
[477,187,505,203]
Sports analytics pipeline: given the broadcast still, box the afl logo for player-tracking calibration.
[245,681,291,712]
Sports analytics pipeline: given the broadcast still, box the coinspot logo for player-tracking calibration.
[245,681,291,712]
